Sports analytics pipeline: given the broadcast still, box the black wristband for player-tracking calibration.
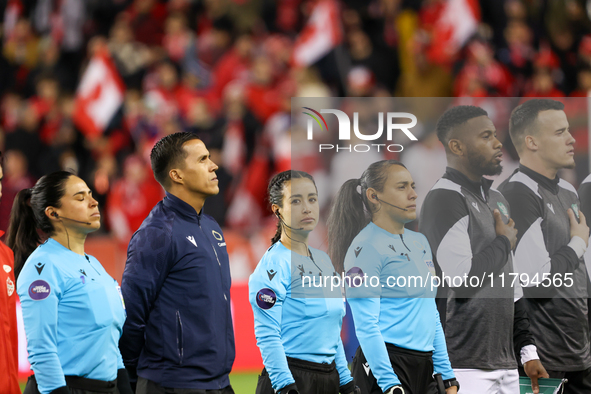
[385,386,405,394]
[443,378,460,391]
[278,383,299,394]
[339,380,355,394]
[117,369,134,394]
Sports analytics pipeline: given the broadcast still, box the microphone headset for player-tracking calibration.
[51,212,92,225]
[274,211,304,231]
[274,211,321,267]
[371,194,408,211]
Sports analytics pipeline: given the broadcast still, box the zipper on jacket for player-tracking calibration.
[176,310,184,364]
[198,221,231,373]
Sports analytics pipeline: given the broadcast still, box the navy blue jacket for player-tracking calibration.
[120,192,235,389]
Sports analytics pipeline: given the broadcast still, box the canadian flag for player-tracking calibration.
[428,0,480,66]
[73,48,125,141]
[291,0,343,67]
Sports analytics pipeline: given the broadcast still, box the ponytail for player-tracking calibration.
[6,189,41,279]
[6,170,74,279]
[271,219,282,245]
[327,179,369,273]
[327,160,407,273]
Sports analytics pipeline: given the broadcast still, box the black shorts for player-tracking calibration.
[351,343,439,394]
[256,356,340,394]
[24,374,118,394]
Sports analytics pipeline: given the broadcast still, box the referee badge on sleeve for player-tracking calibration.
[28,280,51,301]
[256,288,277,310]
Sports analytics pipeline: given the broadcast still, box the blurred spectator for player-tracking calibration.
[107,154,163,247]
[124,0,167,47]
[108,16,151,90]
[0,150,35,234]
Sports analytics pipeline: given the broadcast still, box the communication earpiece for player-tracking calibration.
[50,212,91,225]
[371,194,409,212]
[274,211,280,218]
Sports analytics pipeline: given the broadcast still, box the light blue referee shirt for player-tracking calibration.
[17,238,126,394]
[345,222,454,392]
[249,241,353,391]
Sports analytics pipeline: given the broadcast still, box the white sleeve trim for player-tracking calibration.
[568,236,588,259]
[436,215,472,287]
[520,344,539,364]
[513,218,551,285]
[585,244,591,283]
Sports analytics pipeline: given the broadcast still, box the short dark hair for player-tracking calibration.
[435,105,488,148]
[150,132,201,188]
[509,99,565,151]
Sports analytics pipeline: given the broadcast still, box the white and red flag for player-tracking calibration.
[73,47,125,141]
[428,0,481,66]
[291,0,343,67]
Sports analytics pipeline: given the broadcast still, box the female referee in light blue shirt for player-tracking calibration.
[328,160,458,394]
[8,171,132,394]
[249,170,359,394]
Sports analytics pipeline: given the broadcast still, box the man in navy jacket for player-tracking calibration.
[120,132,235,393]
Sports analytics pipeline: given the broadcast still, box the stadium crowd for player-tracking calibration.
[0,0,590,254]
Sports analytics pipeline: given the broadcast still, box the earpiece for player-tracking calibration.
[52,212,58,218]
[274,211,281,218]
[372,194,377,199]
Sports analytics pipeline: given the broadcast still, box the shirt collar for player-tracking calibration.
[443,166,493,200]
[518,164,560,194]
[162,191,202,219]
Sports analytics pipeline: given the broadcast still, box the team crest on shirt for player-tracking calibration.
[28,280,51,301]
[256,288,277,310]
[497,202,509,218]
[212,230,223,241]
[572,204,580,219]
[6,277,14,296]
[3,265,11,273]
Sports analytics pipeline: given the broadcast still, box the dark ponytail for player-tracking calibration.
[328,160,406,273]
[268,170,317,245]
[6,171,74,278]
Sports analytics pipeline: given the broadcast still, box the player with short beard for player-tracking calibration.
[420,105,547,394]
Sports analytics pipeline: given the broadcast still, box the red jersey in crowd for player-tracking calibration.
[0,232,19,394]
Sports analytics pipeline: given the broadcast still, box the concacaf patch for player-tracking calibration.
[28,280,51,301]
[256,288,277,310]
[346,267,365,288]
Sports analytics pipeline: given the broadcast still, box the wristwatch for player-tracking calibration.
[444,379,460,391]
[384,386,405,394]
